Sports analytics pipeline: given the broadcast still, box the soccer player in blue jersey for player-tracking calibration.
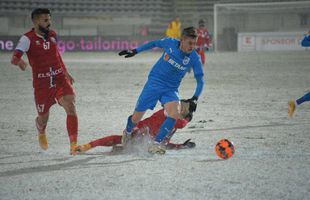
[301,30,310,47]
[119,27,204,154]
[288,31,310,118]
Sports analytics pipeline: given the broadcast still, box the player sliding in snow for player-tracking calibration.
[76,100,196,154]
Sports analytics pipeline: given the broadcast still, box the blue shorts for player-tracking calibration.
[135,81,180,112]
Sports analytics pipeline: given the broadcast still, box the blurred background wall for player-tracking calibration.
[0,0,309,52]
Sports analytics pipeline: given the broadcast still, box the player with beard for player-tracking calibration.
[10,8,79,154]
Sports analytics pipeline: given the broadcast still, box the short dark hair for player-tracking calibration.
[198,19,205,26]
[181,27,197,38]
[31,8,51,19]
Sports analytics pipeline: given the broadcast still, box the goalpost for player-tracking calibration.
[213,1,310,52]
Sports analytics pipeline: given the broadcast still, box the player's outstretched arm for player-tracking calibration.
[186,75,204,112]
[11,50,27,71]
[166,139,196,150]
[118,38,171,58]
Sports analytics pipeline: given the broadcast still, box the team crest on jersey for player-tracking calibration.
[35,40,40,45]
[50,37,56,44]
[183,56,190,65]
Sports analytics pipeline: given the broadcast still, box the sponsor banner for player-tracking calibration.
[238,32,306,52]
[0,36,149,53]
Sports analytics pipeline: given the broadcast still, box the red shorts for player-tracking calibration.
[34,76,75,115]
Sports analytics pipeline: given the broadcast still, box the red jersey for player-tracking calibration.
[15,28,67,89]
[196,27,211,48]
[135,109,189,141]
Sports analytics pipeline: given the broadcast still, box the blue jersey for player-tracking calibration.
[136,37,204,97]
[301,34,310,47]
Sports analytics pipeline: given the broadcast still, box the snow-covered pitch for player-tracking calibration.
[0,51,309,200]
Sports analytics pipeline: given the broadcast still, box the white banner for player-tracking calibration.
[238,32,307,52]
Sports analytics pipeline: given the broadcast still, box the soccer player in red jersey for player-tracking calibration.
[10,8,79,154]
[196,19,211,65]
[77,100,196,154]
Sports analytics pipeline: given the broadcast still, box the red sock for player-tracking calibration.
[90,135,121,147]
[199,50,205,64]
[67,115,78,145]
[36,117,47,134]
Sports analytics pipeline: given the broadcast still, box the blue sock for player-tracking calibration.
[126,115,136,134]
[296,91,310,105]
[155,117,176,143]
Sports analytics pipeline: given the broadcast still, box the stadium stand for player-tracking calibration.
[0,0,308,38]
